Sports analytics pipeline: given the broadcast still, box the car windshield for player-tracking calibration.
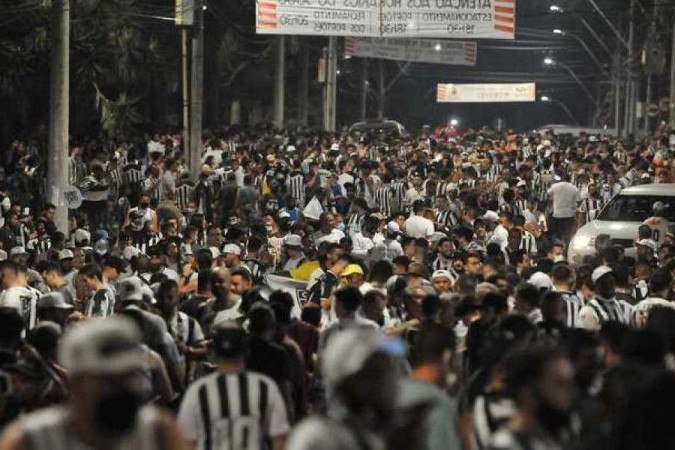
[597,195,675,222]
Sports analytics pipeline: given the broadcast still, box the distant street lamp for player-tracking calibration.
[542,57,599,108]
[539,95,580,125]
[434,43,442,51]
[550,5,563,12]
[449,118,459,126]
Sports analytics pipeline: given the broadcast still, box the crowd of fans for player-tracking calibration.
[0,125,673,449]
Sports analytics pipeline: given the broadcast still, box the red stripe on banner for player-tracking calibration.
[257,11,277,19]
[495,6,514,13]
[494,24,514,33]
[495,14,514,23]
[258,20,277,29]
[495,0,514,3]
[258,1,278,9]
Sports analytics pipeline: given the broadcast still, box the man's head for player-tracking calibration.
[362,290,387,324]
[321,327,403,428]
[248,302,276,340]
[514,283,541,315]
[229,268,252,296]
[101,256,123,282]
[341,264,365,288]
[155,279,179,316]
[222,243,242,268]
[412,323,456,385]
[431,270,452,294]
[40,261,65,290]
[0,261,22,289]
[78,263,103,290]
[504,346,575,433]
[464,251,483,276]
[547,240,565,263]
[59,317,148,436]
[592,266,616,300]
[334,285,363,319]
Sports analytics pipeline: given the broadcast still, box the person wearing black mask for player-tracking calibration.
[489,346,576,450]
[0,317,185,450]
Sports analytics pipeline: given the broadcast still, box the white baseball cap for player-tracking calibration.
[10,246,28,257]
[529,272,553,291]
[118,277,145,303]
[321,328,405,388]
[591,265,613,283]
[636,238,657,252]
[284,234,302,247]
[58,249,74,260]
[222,243,241,256]
[59,317,146,376]
[431,270,453,281]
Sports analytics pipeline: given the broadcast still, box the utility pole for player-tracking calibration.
[614,54,623,137]
[644,0,660,135]
[360,58,369,121]
[189,0,204,179]
[322,37,338,131]
[298,39,309,127]
[47,0,69,233]
[181,28,190,152]
[670,22,675,129]
[625,0,636,137]
[272,36,285,129]
[377,59,385,119]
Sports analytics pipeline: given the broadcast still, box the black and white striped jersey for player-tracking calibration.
[178,371,290,450]
[560,291,583,328]
[286,173,306,207]
[176,184,195,212]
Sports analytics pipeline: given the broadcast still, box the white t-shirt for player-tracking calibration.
[178,371,289,449]
[643,216,670,246]
[351,232,374,257]
[403,215,435,239]
[0,285,39,330]
[201,148,224,167]
[547,181,579,218]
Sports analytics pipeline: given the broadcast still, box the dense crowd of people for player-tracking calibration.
[0,125,673,449]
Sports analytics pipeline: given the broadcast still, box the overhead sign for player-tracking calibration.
[256,0,516,40]
[436,82,535,103]
[345,37,477,66]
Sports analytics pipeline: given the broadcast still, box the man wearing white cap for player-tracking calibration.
[289,327,403,450]
[282,234,306,271]
[222,243,248,271]
[0,317,184,450]
[578,266,632,331]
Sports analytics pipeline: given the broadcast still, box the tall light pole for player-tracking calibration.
[189,0,204,179]
[272,36,285,129]
[47,0,70,233]
[543,58,599,110]
[552,29,609,76]
[540,95,579,125]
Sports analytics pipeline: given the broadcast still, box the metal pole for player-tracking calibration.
[272,36,285,129]
[189,0,203,179]
[322,46,329,130]
[614,55,623,137]
[377,58,385,119]
[550,99,579,125]
[585,0,629,50]
[625,0,636,137]
[559,62,598,108]
[326,36,338,131]
[298,39,309,127]
[670,22,675,128]
[47,0,69,233]
[644,0,660,135]
[580,18,612,57]
[181,27,190,153]
[360,58,369,121]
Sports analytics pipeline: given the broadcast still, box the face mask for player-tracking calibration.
[336,223,346,232]
[93,387,144,435]
[553,255,564,263]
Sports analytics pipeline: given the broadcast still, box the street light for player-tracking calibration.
[434,43,442,51]
[542,57,599,109]
[552,28,564,35]
[550,5,563,12]
[539,95,579,125]
[450,118,459,126]
[551,29,609,75]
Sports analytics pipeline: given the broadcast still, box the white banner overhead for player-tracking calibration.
[256,0,516,40]
[345,37,477,66]
[436,82,535,103]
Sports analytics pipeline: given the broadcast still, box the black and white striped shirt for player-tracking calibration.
[177,371,290,450]
[374,185,393,217]
[176,184,195,212]
[578,196,604,223]
[287,173,305,207]
[27,237,52,255]
[560,291,583,328]
[437,209,458,231]
[519,231,537,256]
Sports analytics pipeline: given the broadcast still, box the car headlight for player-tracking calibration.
[571,235,594,250]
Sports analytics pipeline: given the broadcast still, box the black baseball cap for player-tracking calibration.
[210,320,248,359]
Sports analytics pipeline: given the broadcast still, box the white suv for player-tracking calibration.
[568,184,675,265]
